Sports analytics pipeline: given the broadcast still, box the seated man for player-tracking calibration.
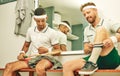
[63,2,120,76]
[2,7,62,76]
[57,21,71,51]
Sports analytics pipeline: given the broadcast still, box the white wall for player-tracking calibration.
[0,1,25,68]
[92,0,120,21]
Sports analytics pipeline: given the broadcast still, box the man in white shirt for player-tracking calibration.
[3,7,62,76]
[63,2,120,76]
[57,21,71,51]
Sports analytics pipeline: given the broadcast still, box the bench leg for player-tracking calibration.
[29,71,34,76]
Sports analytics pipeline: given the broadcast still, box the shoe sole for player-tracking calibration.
[78,68,98,75]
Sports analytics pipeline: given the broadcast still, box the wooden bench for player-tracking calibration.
[77,69,120,76]
[19,68,63,76]
[0,68,62,76]
[1,68,120,76]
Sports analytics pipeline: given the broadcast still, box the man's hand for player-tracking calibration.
[17,53,25,61]
[84,43,94,54]
[51,50,61,56]
[103,38,113,48]
[38,47,48,54]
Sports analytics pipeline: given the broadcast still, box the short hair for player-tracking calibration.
[62,21,70,26]
[80,2,96,11]
[34,7,46,16]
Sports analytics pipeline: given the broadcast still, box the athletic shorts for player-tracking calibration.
[84,47,120,69]
[28,55,62,69]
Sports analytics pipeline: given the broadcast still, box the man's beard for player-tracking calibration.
[37,25,45,31]
[87,17,96,24]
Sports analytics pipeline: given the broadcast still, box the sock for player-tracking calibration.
[88,44,103,64]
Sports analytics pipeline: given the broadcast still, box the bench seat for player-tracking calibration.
[1,68,120,76]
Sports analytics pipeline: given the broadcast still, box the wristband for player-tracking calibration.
[19,50,25,54]
[110,36,118,44]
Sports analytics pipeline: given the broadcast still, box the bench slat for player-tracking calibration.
[96,69,120,72]
[1,68,120,76]
[19,68,62,72]
[1,68,120,72]
[0,68,120,72]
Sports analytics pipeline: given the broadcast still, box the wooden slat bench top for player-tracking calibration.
[1,68,120,76]
[1,68,120,72]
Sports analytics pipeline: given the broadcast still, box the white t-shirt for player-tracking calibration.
[25,24,59,55]
[57,30,67,46]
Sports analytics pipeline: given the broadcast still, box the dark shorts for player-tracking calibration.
[28,55,62,69]
[84,47,120,69]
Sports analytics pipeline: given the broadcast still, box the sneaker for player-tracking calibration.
[78,61,98,75]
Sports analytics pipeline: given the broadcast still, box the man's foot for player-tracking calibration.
[78,61,98,75]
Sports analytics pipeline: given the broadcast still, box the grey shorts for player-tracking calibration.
[28,55,62,69]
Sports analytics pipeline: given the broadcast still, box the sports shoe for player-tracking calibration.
[78,61,98,75]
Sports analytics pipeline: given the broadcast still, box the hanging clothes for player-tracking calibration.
[14,0,34,36]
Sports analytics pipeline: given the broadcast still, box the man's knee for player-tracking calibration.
[35,64,45,70]
[35,65,46,75]
[36,59,53,70]
[63,62,70,68]
[94,26,109,42]
[35,60,46,73]
[36,67,45,73]
[63,62,73,71]
[5,63,12,69]
[96,26,108,34]
[4,63,14,72]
